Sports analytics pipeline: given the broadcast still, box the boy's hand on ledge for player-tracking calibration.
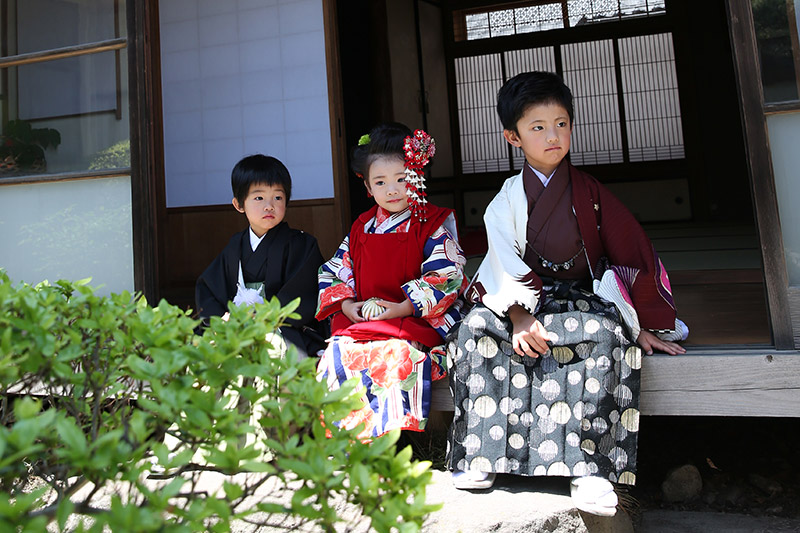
[372,298,414,321]
[637,330,686,356]
[508,305,550,358]
[341,299,365,323]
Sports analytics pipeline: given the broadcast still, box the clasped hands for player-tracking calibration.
[508,304,685,357]
[341,297,414,323]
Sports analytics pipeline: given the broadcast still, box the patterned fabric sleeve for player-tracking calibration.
[316,235,357,320]
[402,217,468,338]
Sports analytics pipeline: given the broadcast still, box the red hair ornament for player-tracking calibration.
[403,129,436,221]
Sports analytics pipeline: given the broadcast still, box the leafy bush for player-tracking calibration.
[0,271,438,532]
[88,140,130,171]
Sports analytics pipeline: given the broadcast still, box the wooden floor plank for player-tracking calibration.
[639,389,800,416]
[674,282,771,345]
[432,351,800,416]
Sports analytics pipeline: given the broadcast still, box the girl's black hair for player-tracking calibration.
[497,71,574,132]
[350,122,412,179]
[231,154,292,205]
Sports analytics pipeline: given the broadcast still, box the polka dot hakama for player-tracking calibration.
[446,282,641,485]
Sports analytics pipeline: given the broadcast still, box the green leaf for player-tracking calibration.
[351,462,372,492]
[256,502,289,514]
[278,458,317,480]
[279,366,298,383]
[12,396,41,420]
[368,430,400,457]
[57,497,74,531]
[241,460,276,473]
[290,486,318,514]
[223,481,243,501]
[410,460,433,478]
[161,477,186,500]
[55,417,88,455]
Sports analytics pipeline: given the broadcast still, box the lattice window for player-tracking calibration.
[465,12,491,40]
[562,39,624,165]
[453,33,684,173]
[458,0,666,41]
[567,0,664,26]
[513,4,565,34]
[619,33,684,161]
[455,54,509,173]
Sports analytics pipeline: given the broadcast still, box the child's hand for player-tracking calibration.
[637,330,686,356]
[371,298,415,321]
[508,305,550,358]
[341,298,366,323]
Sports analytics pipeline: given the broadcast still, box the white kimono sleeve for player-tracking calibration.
[468,172,542,317]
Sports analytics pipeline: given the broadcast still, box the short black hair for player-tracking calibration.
[496,71,574,132]
[351,122,413,179]
[231,154,292,205]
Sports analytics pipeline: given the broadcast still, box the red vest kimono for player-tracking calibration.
[330,204,452,347]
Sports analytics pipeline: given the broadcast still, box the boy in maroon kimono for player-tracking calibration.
[448,72,688,516]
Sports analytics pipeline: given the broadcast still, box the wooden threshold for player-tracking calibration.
[432,347,800,417]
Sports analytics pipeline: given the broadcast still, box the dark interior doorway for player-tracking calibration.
[335,0,771,346]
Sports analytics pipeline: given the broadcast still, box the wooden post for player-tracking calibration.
[127,0,162,304]
[726,0,795,349]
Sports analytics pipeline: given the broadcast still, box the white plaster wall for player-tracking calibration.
[159,0,334,207]
[0,177,134,294]
[766,111,800,287]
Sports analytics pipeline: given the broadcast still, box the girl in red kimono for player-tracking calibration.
[316,123,467,439]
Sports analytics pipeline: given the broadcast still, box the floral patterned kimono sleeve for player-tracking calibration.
[316,235,357,320]
[401,216,467,339]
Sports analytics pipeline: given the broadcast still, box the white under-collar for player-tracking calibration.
[248,227,266,251]
[528,163,555,187]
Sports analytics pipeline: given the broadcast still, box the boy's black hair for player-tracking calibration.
[351,122,413,179]
[231,154,292,205]
[496,71,574,132]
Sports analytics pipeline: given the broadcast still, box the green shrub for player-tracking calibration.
[0,271,438,532]
[88,140,130,171]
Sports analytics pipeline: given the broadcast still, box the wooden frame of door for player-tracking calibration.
[726,0,794,349]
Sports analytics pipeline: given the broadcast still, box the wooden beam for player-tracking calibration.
[0,168,131,187]
[726,0,795,349]
[322,0,350,238]
[127,0,161,304]
[432,349,800,416]
[640,389,800,417]
[0,38,127,68]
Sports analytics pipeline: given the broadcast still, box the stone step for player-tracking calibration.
[422,470,634,533]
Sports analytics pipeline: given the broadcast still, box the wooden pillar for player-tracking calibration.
[726,0,794,349]
[127,0,164,304]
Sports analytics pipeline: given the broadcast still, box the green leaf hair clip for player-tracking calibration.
[358,134,370,146]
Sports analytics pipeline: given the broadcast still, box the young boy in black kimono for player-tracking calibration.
[195,154,325,358]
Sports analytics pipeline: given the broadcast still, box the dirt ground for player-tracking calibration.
[407,414,800,522]
[632,416,800,520]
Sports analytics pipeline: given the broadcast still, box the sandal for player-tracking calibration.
[570,476,618,516]
[452,469,497,490]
